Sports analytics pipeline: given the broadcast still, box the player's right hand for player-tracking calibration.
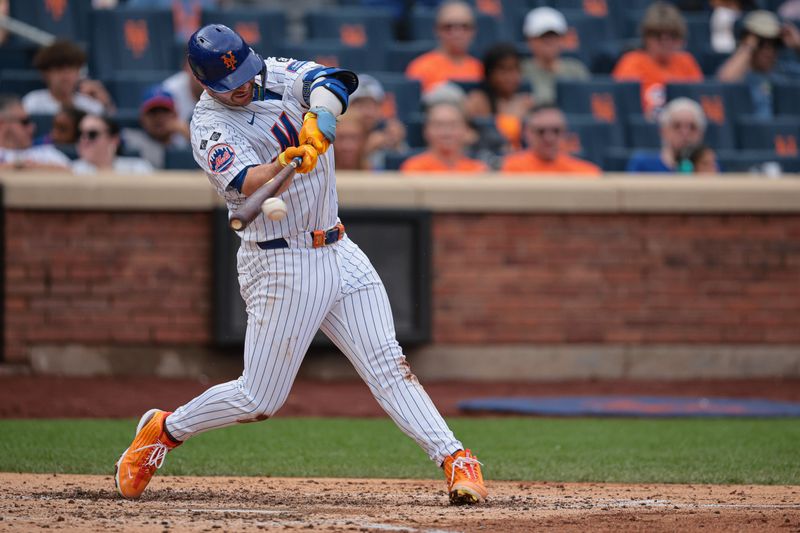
[278,145,318,174]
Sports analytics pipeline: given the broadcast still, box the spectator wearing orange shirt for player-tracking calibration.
[501,104,601,176]
[405,1,484,94]
[612,2,703,117]
[400,102,488,174]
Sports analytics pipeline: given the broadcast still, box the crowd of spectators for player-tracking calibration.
[2,0,800,177]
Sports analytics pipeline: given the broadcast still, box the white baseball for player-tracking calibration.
[261,197,288,221]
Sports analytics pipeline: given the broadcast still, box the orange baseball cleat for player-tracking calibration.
[442,449,488,505]
[114,409,180,499]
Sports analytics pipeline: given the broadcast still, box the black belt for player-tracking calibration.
[257,223,345,250]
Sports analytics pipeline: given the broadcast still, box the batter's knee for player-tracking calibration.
[234,379,286,423]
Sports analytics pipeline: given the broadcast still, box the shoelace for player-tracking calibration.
[450,455,483,485]
[131,442,170,469]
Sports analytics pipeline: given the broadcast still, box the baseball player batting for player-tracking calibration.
[114,24,487,505]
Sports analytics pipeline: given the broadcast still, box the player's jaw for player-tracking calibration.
[206,80,255,107]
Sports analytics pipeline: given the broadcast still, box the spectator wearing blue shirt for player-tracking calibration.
[627,97,707,173]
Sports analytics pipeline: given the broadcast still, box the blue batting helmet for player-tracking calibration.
[187,24,263,93]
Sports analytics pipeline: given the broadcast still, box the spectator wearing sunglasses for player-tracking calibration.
[405,1,484,94]
[0,94,71,170]
[501,104,600,176]
[23,39,114,117]
[400,101,488,173]
[121,87,190,169]
[717,10,800,118]
[613,2,703,117]
[626,98,707,173]
[73,114,153,175]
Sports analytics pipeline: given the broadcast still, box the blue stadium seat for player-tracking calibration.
[625,115,660,149]
[683,13,711,56]
[362,72,422,122]
[773,80,800,117]
[103,71,174,110]
[405,113,425,148]
[0,69,45,97]
[202,9,287,57]
[697,49,729,76]
[164,147,198,170]
[0,43,38,71]
[115,109,142,131]
[306,8,394,53]
[716,149,800,174]
[9,0,92,41]
[281,40,377,72]
[558,9,615,68]
[385,41,436,73]
[29,114,54,138]
[556,78,642,124]
[90,9,176,78]
[737,117,800,156]
[602,147,634,172]
[408,7,502,56]
[565,115,624,165]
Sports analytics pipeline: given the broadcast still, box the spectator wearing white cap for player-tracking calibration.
[121,87,190,169]
[718,10,800,118]
[349,74,408,169]
[521,6,589,105]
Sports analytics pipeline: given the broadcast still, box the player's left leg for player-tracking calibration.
[319,237,487,505]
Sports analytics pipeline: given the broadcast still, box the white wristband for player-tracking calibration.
[309,85,343,117]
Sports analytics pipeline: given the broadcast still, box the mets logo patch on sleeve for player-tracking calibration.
[207,144,236,174]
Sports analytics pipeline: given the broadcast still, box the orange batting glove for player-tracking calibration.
[299,107,335,154]
[278,145,318,174]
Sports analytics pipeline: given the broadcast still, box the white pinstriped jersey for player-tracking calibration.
[168,54,466,471]
[190,57,338,243]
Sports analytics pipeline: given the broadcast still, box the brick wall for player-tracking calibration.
[5,211,212,362]
[433,214,800,344]
[4,210,800,363]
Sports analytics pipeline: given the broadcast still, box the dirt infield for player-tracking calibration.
[3,376,800,418]
[1,474,798,532]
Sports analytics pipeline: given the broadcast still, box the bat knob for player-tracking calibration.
[290,156,303,168]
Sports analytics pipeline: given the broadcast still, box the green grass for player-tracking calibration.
[0,418,798,484]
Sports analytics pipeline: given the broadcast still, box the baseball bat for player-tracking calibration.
[228,156,302,231]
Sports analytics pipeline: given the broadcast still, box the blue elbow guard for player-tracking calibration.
[302,67,359,111]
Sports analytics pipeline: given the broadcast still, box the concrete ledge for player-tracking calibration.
[3,171,799,213]
[30,343,798,380]
[29,345,241,379]
[0,171,223,211]
[406,344,800,381]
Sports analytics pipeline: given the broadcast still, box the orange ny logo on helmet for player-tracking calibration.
[222,51,237,70]
[124,20,149,58]
[45,0,68,21]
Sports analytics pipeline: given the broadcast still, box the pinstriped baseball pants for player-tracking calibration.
[166,236,463,465]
